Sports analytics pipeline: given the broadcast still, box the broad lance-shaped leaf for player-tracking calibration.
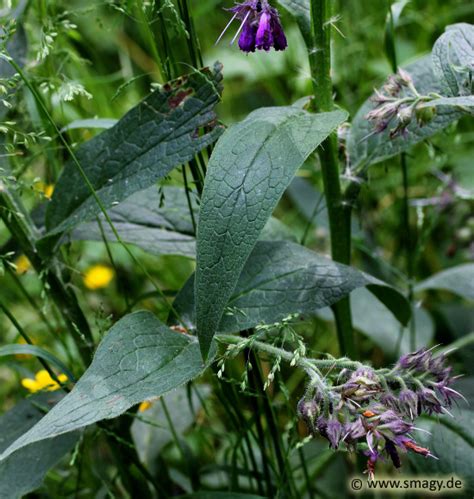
[71,186,296,258]
[0,311,215,461]
[348,55,466,168]
[277,0,311,46]
[0,393,79,499]
[72,186,197,258]
[348,23,474,168]
[195,106,347,358]
[432,23,474,98]
[414,264,474,300]
[410,409,474,495]
[175,241,410,333]
[418,96,474,110]
[45,63,224,237]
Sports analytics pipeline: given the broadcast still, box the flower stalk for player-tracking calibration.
[217,333,465,479]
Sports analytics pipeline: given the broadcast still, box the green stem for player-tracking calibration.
[309,0,355,358]
[5,266,57,336]
[0,181,93,365]
[136,1,167,81]
[436,332,474,356]
[182,166,197,234]
[246,373,275,497]
[0,301,68,390]
[160,398,199,490]
[385,2,416,351]
[211,374,265,496]
[178,0,203,68]
[251,352,297,496]
[217,334,362,373]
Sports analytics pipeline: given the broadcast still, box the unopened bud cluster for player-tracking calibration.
[365,68,438,138]
[298,347,463,479]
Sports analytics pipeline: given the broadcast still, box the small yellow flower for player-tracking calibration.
[43,184,55,199]
[83,264,114,290]
[34,181,55,199]
[21,370,68,393]
[138,400,154,412]
[138,397,160,412]
[15,254,31,275]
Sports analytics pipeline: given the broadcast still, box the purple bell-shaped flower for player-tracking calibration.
[216,0,287,53]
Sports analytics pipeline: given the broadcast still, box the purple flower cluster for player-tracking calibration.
[298,349,463,479]
[217,1,287,53]
[365,68,436,138]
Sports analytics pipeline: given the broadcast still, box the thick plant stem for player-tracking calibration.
[309,0,355,357]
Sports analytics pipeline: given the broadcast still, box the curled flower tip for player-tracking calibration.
[398,390,418,420]
[217,1,287,53]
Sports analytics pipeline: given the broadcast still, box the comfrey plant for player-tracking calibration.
[297,346,464,479]
[216,0,287,52]
[0,1,472,497]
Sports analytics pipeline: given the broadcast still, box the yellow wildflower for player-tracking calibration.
[34,181,55,199]
[83,264,114,290]
[15,254,31,275]
[43,184,55,199]
[21,369,68,393]
[138,397,160,412]
[138,400,154,412]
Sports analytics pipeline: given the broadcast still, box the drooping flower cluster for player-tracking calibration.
[365,68,438,138]
[217,1,287,53]
[298,347,463,479]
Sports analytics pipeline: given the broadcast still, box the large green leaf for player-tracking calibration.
[348,55,466,168]
[411,409,474,495]
[71,186,295,258]
[0,311,214,461]
[277,0,311,46]
[414,264,474,300]
[0,393,79,499]
[174,241,410,334]
[44,63,224,237]
[419,95,474,110]
[72,186,197,258]
[195,107,347,357]
[432,23,474,97]
[349,24,474,169]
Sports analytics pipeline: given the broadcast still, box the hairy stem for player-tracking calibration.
[309,0,355,358]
